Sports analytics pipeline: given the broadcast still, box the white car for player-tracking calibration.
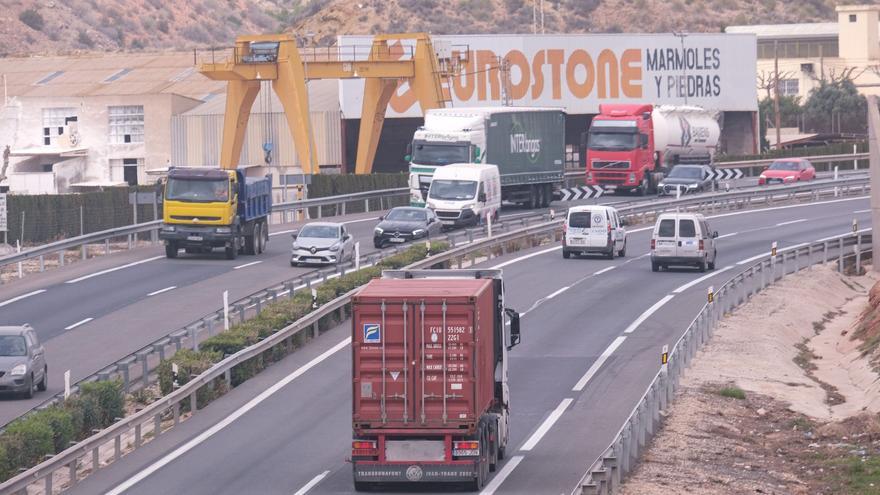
[290,222,355,267]
[651,213,718,272]
[562,205,627,259]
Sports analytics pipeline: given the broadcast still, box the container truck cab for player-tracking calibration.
[584,104,719,196]
[426,163,501,228]
[351,269,521,491]
[160,167,271,260]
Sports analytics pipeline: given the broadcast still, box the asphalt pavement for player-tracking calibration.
[61,194,872,495]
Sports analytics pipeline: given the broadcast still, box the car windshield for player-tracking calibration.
[429,180,478,201]
[0,335,27,357]
[386,209,427,222]
[166,178,229,202]
[588,131,637,151]
[668,167,703,179]
[411,142,470,166]
[298,225,340,239]
[769,161,800,171]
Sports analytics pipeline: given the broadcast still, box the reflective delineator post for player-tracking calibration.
[853,218,859,234]
[64,370,71,399]
[223,290,230,331]
[487,210,493,238]
[355,241,360,271]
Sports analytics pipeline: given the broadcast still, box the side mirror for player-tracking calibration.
[505,308,521,349]
[478,192,487,203]
[404,154,412,162]
[290,230,298,240]
[344,234,351,241]
[378,215,385,221]
[427,217,435,223]
[620,218,628,227]
[473,146,481,162]
[712,231,719,238]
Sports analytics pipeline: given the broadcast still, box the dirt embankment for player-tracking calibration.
[620,265,880,495]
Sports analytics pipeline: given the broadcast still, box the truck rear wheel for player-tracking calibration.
[527,185,538,209]
[468,427,489,491]
[244,231,256,255]
[165,242,178,259]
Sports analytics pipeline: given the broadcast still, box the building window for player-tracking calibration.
[110,158,144,185]
[42,108,77,146]
[850,14,857,22]
[108,105,144,144]
[779,78,799,96]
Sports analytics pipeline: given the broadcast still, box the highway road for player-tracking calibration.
[0,195,638,426]
[60,194,872,495]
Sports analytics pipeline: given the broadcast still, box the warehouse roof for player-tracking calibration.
[726,22,841,40]
[0,51,225,100]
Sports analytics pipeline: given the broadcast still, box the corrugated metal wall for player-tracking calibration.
[171,111,342,168]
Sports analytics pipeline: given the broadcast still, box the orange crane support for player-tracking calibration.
[198,33,458,174]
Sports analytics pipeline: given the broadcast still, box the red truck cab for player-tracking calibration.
[350,269,521,491]
[584,104,657,195]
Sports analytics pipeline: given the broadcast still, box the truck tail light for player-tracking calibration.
[586,172,593,182]
[453,441,480,457]
[651,239,656,250]
[699,239,705,251]
[352,440,378,457]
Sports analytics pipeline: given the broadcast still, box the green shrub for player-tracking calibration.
[0,441,11,483]
[38,408,76,453]
[157,349,220,396]
[80,380,124,428]
[3,415,53,467]
[717,386,746,400]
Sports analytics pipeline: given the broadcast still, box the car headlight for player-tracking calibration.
[215,227,231,234]
[292,242,301,250]
[162,225,176,232]
[10,364,27,376]
[462,204,475,210]
[759,174,766,179]
[413,229,426,237]
[628,173,636,182]
[687,183,698,188]
[374,227,384,236]
[785,175,795,181]
[329,242,341,252]
[426,202,436,209]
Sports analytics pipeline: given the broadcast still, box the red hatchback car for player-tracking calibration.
[758,158,816,185]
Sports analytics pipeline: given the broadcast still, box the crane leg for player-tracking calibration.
[220,80,261,170]
[273,52,318,175]
[355,78,398,175]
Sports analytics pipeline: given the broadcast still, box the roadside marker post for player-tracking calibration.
[223,290,230,331]
[64,370,71,399]
[354,242,360,271]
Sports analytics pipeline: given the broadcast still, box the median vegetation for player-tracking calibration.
[0,380,124,482]
[157,242,448,409]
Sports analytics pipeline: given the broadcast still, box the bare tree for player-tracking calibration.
[757,70,795,100]
[0,145,9,187]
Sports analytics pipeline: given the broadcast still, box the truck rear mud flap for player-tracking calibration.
[354,462,477,483]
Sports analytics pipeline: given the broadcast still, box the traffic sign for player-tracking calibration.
[709,169,744,181]
[558,186,604,202]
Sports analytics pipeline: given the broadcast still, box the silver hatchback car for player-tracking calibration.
[290,222,356,267]
[0,325,47,398]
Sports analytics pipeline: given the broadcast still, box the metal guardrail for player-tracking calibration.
[572,230,873,495]
[716,152,869,174]
[0,176,872,494]
[0,187,408,281]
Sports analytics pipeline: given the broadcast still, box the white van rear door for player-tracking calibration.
[587,210,609,248]
[655,218,677,257]
[566,211,591,247]
[677,218,700,258]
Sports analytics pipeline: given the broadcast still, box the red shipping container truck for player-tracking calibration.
[350,269,521,491]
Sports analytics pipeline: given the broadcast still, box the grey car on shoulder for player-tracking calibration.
[0,325,47,399]
[290,222,356,267]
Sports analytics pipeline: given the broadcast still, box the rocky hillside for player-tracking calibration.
[0,0,851,56]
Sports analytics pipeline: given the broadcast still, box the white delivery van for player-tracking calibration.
[562,205,627,259]
[426,163,501,228]
[650,212,718,272]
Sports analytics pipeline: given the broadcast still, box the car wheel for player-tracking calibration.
[37,367,47,391]
[24,373,34,399]
[373,239,383,249]
[607,247,615,260]
[165,243,178,259]
[562,249,571,259]
[699,258,707,273]
[618,240,627,257]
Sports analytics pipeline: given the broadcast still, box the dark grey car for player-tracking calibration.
[373,207,442,248]
[657,165,716,196]
[0,325,47,398]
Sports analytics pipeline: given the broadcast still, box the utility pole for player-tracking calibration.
[867,95,880,272]
[774,40,781,150]
[532,0,537,34]
[540,0,545,33]
[499,56,512,106]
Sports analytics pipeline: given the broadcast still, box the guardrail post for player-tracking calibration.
[620,423,631,475]
[823,241,828,264]
[237,304,246,324]
[610,439,623,487]
[39,255,44,272]
[45,469,53,494]
[839,238,845,272]
[254,295,262,315]
[137,351,150,389]
[224,369,232,388]
[92,446,100,472]
[173,402,180,426]
[154,412,162,439]
[69,458,78,486]
[127,233,132,250]
[114,434,121,461]
[135,423,142,448]
[190,391,198,413]
[59,250,64,267]
[189,325,200,352]
[364,199,370,213]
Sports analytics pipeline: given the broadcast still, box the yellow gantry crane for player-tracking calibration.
[198,33,460,174]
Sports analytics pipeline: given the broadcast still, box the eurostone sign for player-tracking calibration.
[338,33,757,117]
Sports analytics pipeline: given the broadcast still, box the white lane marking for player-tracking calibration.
[490,246,559,269]
[147,286,177,297]
[105,337,352,495]
[64,255,164,284]
[292,470,331,495]
[776,218,806,226]
[344,217,385,225]
[269,229,297,237]
[519,398,574,452]
[573,336,627,391]
[593,266,616,276]
[717,232,738,239]
[546,286,569,299]
[623,295,675,334]
[627,226,654,234]
[233,261,263,270]
[672,266,733,294]
[854,209,871,214]
[64,318,93,330]
[479,455,524,495]
[0,289,46,308]
[736,253,767,265]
